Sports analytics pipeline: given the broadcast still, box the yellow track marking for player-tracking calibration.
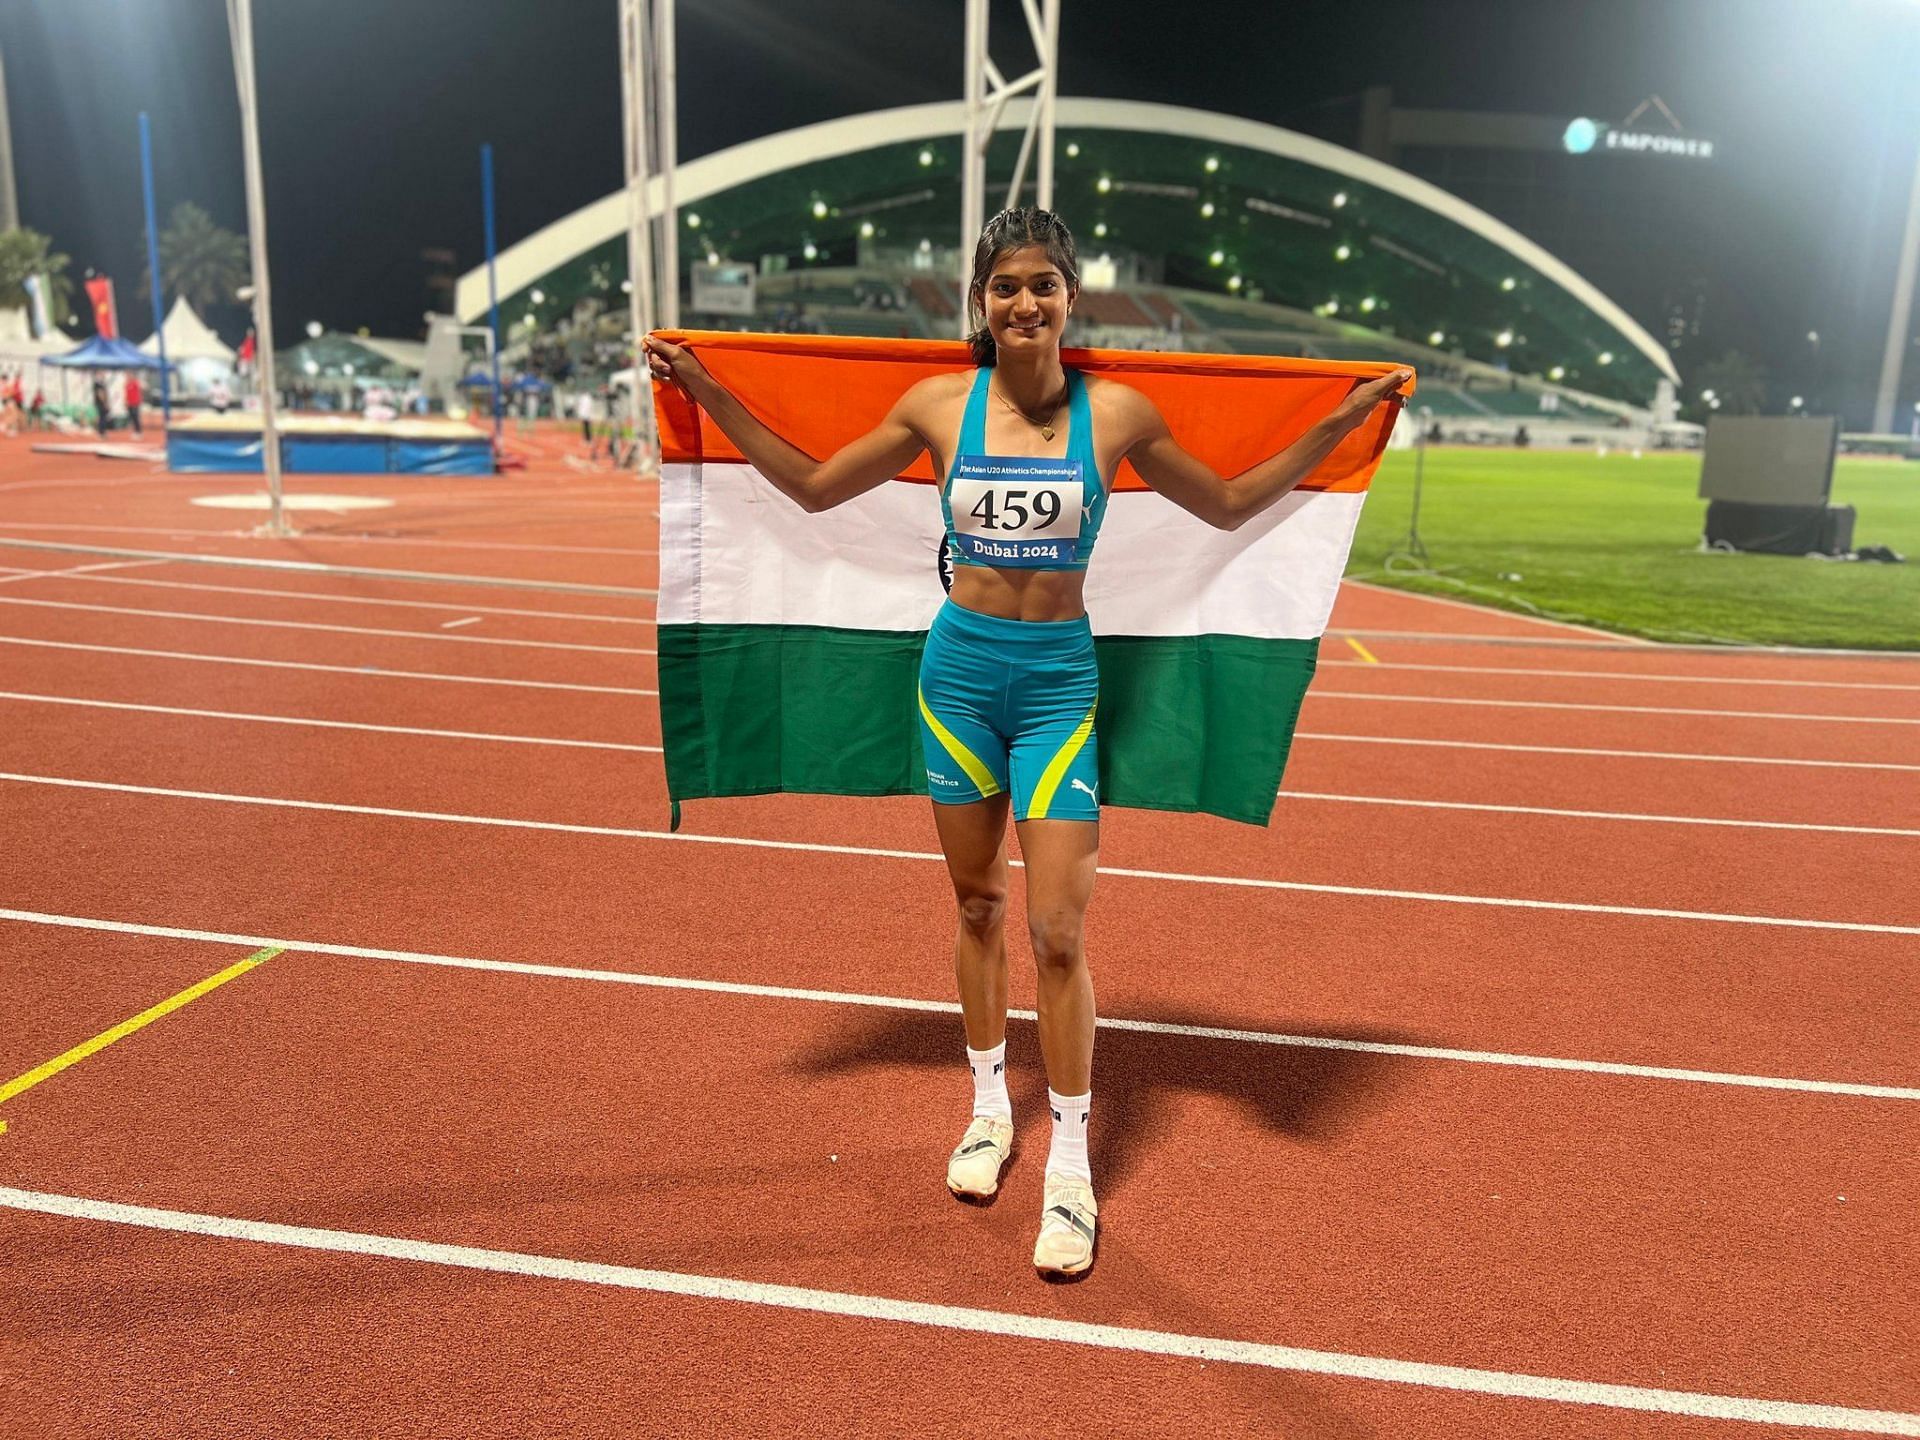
[0,947,281,1134]
[1346,637,1380,664]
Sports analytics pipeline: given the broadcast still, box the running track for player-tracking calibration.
[2,430,1916,1438]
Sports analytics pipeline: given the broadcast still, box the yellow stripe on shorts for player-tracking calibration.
[1027,697,1098,819]
[918,686,1002,798]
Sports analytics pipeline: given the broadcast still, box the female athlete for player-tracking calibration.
[645,207,1410,1277]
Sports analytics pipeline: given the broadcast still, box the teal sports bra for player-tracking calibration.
[939,367,1106,573]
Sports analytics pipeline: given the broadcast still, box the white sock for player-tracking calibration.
[1046,1088,1092,1182]
[967,1041,1012,1120]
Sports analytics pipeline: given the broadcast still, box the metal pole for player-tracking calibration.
[653,0,679,330]
[139,112,171,426]
[225,0,285,537]
[481,143,503,446]
[619,0,660,478]
[959,0,987,338]
[1035,0,1059,209]
[1872,138,1920,435]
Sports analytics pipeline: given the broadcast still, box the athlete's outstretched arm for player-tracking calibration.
[1120,369,1412,530]
[644,335,930,512]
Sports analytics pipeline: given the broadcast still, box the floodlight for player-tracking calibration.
[530,289,545,304]
[1495,330,1513,347]
[919,238,932,253]
[306,320,322,339]
[860,221,875,238]
[687,213,701,228]
[1200,202,1215,218]
[1549,365,1566,380]
[621,279,633,293]
[1598,351,1613,365]
[811,201,828,219]
[1066,142,1080,158]
[1428,330,1445,346]
[1227,275,1243,291]
[1790,396,1804,408]
[1360,296,1377,313]
[1205,156,1219,173]
[1093,222,1107,237]
[1500,277,1516,292]
[802,242,818,260]
[1097,176,1112,193]
[1209,250,1224,266]
[1332,192,1348,208]
[919,149,934,166]
[1324,300,1339,315]
[1334,244,1351,261]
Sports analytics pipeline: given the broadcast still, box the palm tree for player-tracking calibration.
[0,227,75,328]
[154,203,249,313]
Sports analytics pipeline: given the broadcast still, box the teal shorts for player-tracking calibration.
[917,599,1100,822]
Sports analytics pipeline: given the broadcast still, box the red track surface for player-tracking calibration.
[3,428,1917,1437]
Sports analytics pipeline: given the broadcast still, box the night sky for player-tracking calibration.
[5,0,1918,420]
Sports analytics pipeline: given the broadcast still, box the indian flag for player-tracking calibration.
[655,333,1407,826]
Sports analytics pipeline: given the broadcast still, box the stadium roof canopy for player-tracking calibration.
[457,98,1678,402]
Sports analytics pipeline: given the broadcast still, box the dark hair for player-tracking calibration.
[964,207,1079,367]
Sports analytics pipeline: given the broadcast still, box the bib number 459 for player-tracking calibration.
[969,487,1062,532]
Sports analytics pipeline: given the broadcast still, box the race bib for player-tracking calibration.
[948,455,1085,568]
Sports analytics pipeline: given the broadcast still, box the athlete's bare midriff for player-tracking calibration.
[912,369,1129,624]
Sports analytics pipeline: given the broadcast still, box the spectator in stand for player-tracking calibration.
[124,371,144,436]
[92,373,111,436]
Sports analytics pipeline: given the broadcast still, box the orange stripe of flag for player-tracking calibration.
[649,331,1412,494]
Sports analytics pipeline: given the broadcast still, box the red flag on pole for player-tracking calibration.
[238,328,257,373]
[84,277,119,339]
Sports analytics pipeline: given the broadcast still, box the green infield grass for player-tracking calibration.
[1345,447,1920,649]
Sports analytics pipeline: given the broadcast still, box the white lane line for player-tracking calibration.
[0,690,1893,833]
[0,521,657,558]
[1296,731,1920,774]
[0,636,656,696]
[1310,689,1920,727]
[0,692,662,754]
[5,907,1914,1101]
[1279,791,1920,838]
[0,559,162,586]
[1326,627,1920,660]
[15,568,659,626]
[6,772,1916,936]
[0,596,657,656]
[440,617,481,630]
[3,1187,1913,1434]
[0,537,657,599]
[1318,658,1920,695]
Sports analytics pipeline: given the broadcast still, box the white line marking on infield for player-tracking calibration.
[3,1187,1914,1433]
[0,595,656,656]
[3,907,1913,1102]
[0,693,661,754]
[1339,577,1642,641]
[1295,731,1920,774]
[440,617,481,630]
[0,636,656,696]
[1309,690,1920,727]
[4,773,1915,935]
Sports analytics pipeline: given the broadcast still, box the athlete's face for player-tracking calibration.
[978,246,1074,352]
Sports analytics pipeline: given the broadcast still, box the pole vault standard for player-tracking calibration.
[617,0,664,478]
[958,0,1062,337]
[224,0,286,537]
[481,143,504,448]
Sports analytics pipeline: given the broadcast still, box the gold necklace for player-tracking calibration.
[990,377,1068,442]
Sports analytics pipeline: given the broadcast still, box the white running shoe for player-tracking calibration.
[946,1115,1014,1198]
[1033,1172,1098,1275]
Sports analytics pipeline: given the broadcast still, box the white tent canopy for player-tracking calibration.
[139,297,236,363]
[0,307,68,364]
